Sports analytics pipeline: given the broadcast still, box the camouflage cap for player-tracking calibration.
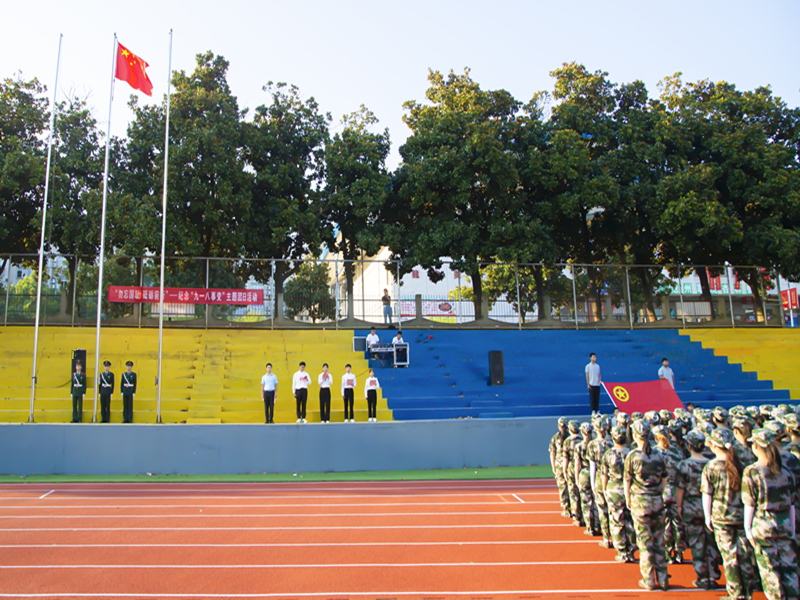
[760,404,776,416]
[748,428,776,448]
[783,413,800,432]
[631,412,644,421]
[777,404,791,414]
[763,420,787,438]
[708,427,734,449]
[558,417,568,426]
[580,422,593,435]
[645,411,661,425]
[668,419,683,434]
[568,420,580,433]
[611,425,628,443]
[674,407,688,419]
[732,415,756,431]
[685,429,706,450]
[594,416,609,430]
[652,424,669,438]
[713,407,729,421]
[659,409,673,421]
[746,406,761,418]
[617,412,630,424]
[632,419,651,438]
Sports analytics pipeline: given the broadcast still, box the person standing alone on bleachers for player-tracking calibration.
[341,364,356,422]
[585,353,602,416]
[98,360,114,423]
[318,363,332,423]
[121,361,136,423]
[292,362,310,423]
[382,289,393,324]
[658,358,675,389]
[261,363,277,424]
[365,368,380,422]
[71,361,86,423]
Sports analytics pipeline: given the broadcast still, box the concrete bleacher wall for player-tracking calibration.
[0,418,554,475]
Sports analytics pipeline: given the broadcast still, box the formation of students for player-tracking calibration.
[261,362,381,424]
[550,404,800,598]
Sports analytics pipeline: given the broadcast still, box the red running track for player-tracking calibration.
[0,479,764,599]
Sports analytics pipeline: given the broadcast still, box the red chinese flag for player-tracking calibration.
[602,380,685,414]
[115,42,153,96]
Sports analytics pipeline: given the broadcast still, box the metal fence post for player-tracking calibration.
[71,257,79,327]
[725,265,736,328]
[625,266,633,330]
[204,258,210,329]
[515,263,522,330]
[3,255,10,326]
[759,270,768,326]
[334,256,339,330]
[137,256,144,327]
[570,264,579,331]
[457,270,462,325]
[677,264,686,329]
[775,270,785,327]
[270,260,275,330]
[395,260,400,327]
[360,253,365,322]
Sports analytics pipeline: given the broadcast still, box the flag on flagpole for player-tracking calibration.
[601,380,685,414]
[115,42,153,96]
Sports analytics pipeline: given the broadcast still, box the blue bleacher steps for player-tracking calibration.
[356,329,790,420]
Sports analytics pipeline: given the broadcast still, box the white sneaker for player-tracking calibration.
[296,419,301,423]
[302,418,307,423]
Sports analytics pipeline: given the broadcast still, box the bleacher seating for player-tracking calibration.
[357,329,794,420]
[0,328,390,423]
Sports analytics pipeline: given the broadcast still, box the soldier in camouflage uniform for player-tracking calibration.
[625,419,669,591]
[677,430,722,590]
[733,416,757,468]
[702,427,756,600]
[762,419,800,546]
[589,415,613,547]
[550,417,571,517]
[653,424,686,564]
[576,422,599,536]
[603,424,636,563]
[562,420,583,526]
[743,428,799,600]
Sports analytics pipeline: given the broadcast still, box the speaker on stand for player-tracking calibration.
[488,351,504,386]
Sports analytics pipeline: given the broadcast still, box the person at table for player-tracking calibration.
[366,327,380,347]
[391,330,407,365]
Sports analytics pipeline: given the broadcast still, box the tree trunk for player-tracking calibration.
[345,260,355,321]
[471,266,483,321]
[66,256,77,316]
[533,265,548,321]
[636,268,657,322]
[696,267,716,319]
[741,271,766,323]
[273,261,288,320]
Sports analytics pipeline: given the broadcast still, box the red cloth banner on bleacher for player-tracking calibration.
[602,380,685,414]
[108,286,263,305]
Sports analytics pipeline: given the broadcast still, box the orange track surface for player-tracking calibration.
[0,480,765,599]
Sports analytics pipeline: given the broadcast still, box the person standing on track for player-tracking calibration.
[589,416,613,546]
[121,361,136,424]
[563,420,583,527]
[585,353,601,417]
[576,422,599,536]
[702,427,756,600]
[625,419,669,591]
[743,428,799,600]
[653,424,685,565]
[70,360,86,423]
[261,363,277,424]
[550,417,571,518]
[318,363,332,424]
[98,360,114,423]
[292,361,310,424]
[603,423,636,563]
[365,368,380,422]
[341,364,356,423]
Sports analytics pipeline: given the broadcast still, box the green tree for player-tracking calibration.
[283,261,335,323]
[324,105,390,321]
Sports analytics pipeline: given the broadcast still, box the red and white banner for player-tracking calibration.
[602,380,685,414]
[782,288,799,310]
[108,286,263,305]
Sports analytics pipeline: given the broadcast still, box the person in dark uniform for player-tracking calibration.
[98,360,115,423]
[121,360,137,424]
[71,361,86,423]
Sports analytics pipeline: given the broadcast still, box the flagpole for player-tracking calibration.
[93,33,118,424]
[29,33,63,423]
[156,29,173,425]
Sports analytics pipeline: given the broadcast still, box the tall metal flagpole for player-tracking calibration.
[93,34,118,424]
[29,34,63,423]
[156,29,173,424]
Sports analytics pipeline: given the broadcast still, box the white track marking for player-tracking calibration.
[0,523,572,532]
[0,500,558,509]
[512,494,525,503]
[0,540,602,549]
[37,491,55,500]
[0,590,706,598]
[0,510,560,519]
[0,492,558,501]
[0,560,616,569]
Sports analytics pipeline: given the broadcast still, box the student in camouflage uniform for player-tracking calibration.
[676,430,722,590]
[576,422,599,536]
[550,417,571,517]
[603,424,636,563]
[653,424,685,564]
[625,419,669,591]
[702,427,756,600]
[562,420,583,526]
[589,415,613,547]
[743,428,799,600]
[762,419,800,546]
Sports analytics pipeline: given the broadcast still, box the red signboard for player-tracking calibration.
[108,286,263,305]
[781,288,799,310]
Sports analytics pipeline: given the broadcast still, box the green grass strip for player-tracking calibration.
[0,465,553,484]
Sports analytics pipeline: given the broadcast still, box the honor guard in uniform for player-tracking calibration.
[71,361,87,423]
[99,360,115,423]
[121,361,137,423]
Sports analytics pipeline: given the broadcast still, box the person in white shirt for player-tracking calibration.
[365,368,380,422]
[366,327,380,347]
[341,364,356,422]
[318,363,333,423]
[260,363,278,424]
[392,330,407,366]
[391,331,404,345]
[292,361,311,423]
[585,352,601,416]
[658,357,675,389]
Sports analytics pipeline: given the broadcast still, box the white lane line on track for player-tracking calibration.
[0,540,602,548]
[0,523,572,532]
[0,511,560,519]
[38,491,55,500]
[0,501,558,509]
[0,591,706,598]
[0,560,617,569]
[512,494,524,503]
[0,492,558,501]
[0,483,557,493]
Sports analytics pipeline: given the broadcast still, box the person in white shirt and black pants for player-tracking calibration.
[318,363,332,423]
[341,364,356,422]
[658,357,675,389]
[261,363,278,424]
[366,327,380,348]
[585,352,601,416]
[292,362,311,423]
[365,368,380,422]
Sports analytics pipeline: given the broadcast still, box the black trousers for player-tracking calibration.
[343,388,354,420]
[71,394,83,423]
[122,394,134,423]
[589,386,601,413]
[295,388,308,420]
[263,390,275,423]
[100,394,112,423]
[367,390,377,419]
[319,388,331,422]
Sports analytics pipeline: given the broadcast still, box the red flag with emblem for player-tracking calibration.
[602,380,685,414]
[115,42,153,96]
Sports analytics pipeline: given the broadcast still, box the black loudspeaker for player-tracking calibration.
[489,351,504,386]
[72,348,87,376]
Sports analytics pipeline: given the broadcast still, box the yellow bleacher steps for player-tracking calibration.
[681,329,800,400]
[0,327,393,424]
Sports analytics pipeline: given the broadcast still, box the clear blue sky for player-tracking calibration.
[2,0,798,168]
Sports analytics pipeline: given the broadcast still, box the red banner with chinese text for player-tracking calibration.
[108,286,263,305]
[781,288,798,310]
[602,380,685,414]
